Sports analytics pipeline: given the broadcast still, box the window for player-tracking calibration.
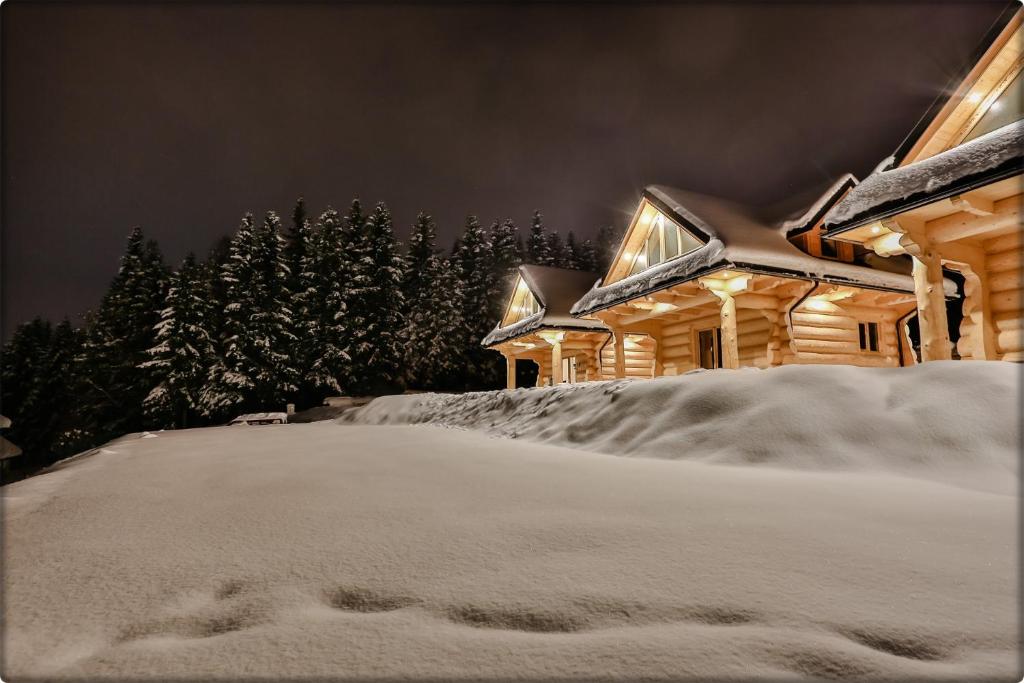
[697,327,723,369]
[963,69,1023,143]
[561,356,577,384]
[502,278,542,326]
[628,207,703,277]
[858,322,879,353]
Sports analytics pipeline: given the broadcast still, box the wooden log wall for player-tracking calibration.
[787,297,902,367]
[985,229,1023,361]
[600,334,657,379]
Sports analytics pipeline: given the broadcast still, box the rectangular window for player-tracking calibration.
[697,327,722,369]
[561,356,577,384]
[858,322,879,352]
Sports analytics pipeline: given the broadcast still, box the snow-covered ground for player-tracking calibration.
[351,361,1018,494]
[3,363,1019,680]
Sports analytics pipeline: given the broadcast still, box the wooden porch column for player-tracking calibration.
[551,338,563,384]
[911,246,952,361]
[718,292,740,369]
[612,328,626,379]
[504,354,516,390]
[890,221,952,362]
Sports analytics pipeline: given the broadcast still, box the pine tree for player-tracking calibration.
[488,218,522,324]
[547,230,571,268]
[304,208,351,397]
[2,319,54,459]
[78,227,168,441]
[453,215,499,388]
[595,224,622,274]
[142,254,216,428]
[574,237,600,272]
[346,202,406,395]
[203,212,297,414]
[403,214,465,388]
[526,210,553,266]
[286,198,326,405]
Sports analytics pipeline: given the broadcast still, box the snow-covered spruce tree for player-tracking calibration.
[487,217,522,327]
[490,218,521,286]
[78,227,168,441]
[285,198,326,405]
[546,230,571,268]
[525,210,553,266]
[202,212,297,415]
[573,235,601,272]
[141,254,216,428]
[303,208,351,398]
[402,213,464,389]
[453,215,500,388]
[345,202,406,395]
[595,223,622,274]
[1,318,84,466]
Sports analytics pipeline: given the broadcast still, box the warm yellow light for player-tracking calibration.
[870,225,881,235]
[870,231,905,257]
[967,92,983,104]
[804,299,834,312]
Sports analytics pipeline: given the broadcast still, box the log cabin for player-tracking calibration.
[482,265,610,388]
[565,184,939,376]
[822,9,1023,362]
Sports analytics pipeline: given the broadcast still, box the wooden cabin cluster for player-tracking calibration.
[483,10,1022,389]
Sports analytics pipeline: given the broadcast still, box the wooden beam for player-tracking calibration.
[926,194,1021,244]
[734,292,780,310]
[949,194,993,216]
[504,354,516,390]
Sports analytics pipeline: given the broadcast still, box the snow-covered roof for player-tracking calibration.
[823,120,1024,232]
[571,186,927,317]
[777,174,858,237]
[482,265,607,347]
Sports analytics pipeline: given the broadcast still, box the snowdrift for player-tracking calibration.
[349,362,1020,491]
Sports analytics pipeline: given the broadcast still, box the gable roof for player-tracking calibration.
[482,264,607,347]
[823,120,1023,233]
[571,185,928,317]
[777,174,858,237]
[890,4,1021,166]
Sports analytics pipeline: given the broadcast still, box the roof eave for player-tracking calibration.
[824,160,1023,236]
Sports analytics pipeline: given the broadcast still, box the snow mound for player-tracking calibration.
[348,362,1019,491]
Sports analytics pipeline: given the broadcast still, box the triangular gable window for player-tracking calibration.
[501,276,542,327]
[963,69,1022,143]
[626,204,703,277]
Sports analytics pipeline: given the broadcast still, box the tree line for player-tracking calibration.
[1,198,621,471]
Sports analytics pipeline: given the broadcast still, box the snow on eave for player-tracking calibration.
[571,185,927,317]
[823,120,1024,233]
[777,174,858,237]
[485,264,607,347]
[481,309,608,348]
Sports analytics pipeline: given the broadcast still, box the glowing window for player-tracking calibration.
[502,278,542,326]
[963,69,1022,143]
[628,206,702,277]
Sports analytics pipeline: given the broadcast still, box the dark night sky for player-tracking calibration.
[2,1,1014,335]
